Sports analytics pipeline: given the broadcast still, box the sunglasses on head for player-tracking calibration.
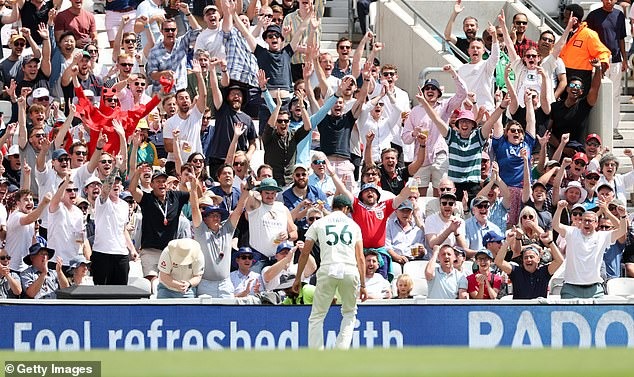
[239,255,253,260]
[0,255,11,261]
[312,159,326,165]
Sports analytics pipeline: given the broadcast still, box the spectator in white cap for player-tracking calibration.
[157,238,205,299]
[194,5,226,62]
[2,144,21,188]
[464,196,502,253]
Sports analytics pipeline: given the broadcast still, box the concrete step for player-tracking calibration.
[322,23,349,33]
[619,120,634,130]
[620,112,634,121]
[620,103,634,112]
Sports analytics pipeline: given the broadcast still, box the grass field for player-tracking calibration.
[2,348,634,376]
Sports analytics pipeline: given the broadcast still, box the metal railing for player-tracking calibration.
[520,0,564,34]
[391,0,470,62]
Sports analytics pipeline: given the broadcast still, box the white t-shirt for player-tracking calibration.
[305,211,361,266]
[194,28,227,61]
[6,211,34,272]
[0,203,7,228]
[247,202,289,257]
[48,203,84,264]
[457,42,499,112]
[34,165,65,228]
[365,273,391,299]
[93,197,130,255]
[563,226,613,285]
[163,106,203,163]
[424,213,466,247]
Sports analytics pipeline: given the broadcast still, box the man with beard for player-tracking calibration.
[553,200,627,298]
[163,59,207,176]
[549,57,601,146]
[47,175,89,271]
[61,51,102,105]
[457,22,499,112]
[147,7,201,95]
[6,189,51,272]
[210,164,241,214]
[510,13,537,57]
[282,164,330,234]
[0,32,42,90]
[207,77,258,178]
[129,168,190,287]
[402,65,467,197]
[444,0,478,63]
[425,245,469,299]
[262,92,311,186]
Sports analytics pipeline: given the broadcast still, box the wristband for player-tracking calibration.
[360,285,366,288]
[500,105,507,110]
[621,216,627,219]
[184,13,192,17]
[96,147,103,150]
[544,241,552,246]
[420,145,426,148]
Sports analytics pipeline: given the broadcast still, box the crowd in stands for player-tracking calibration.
[2,0,634,302]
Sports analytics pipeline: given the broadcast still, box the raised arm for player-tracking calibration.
[363,131,376,168]
[425,245,440,281]
[231,6,257,52]
[351,67,370,119]
[551,16,574,59]
[129,166,144,203]
[54,104,75,149]
[498,9,519,62]
[494,236,513,275]
[443,0,462,45]
[537,66,551,114]
[524,90,536,138]
[552,133,569,163]
[503,64,519,115]
[352,31,373,78]
[17,95,28,149]
[612,205,629,244]
[325,159,353,201]
[289,14,311,52]
[586,58,603,107]
[209,60,223,111]
[552,200,568,237]
[415,86,449,138]
[483,95,510,140]
[37,23,52,77]
[551,157,569,209]
[224,122,247,165]
[113,16,131,63]
[407,134,427,175]
[521,148,532,204]
[49,173,70,214]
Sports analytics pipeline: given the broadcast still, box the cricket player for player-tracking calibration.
[292,195,367,350]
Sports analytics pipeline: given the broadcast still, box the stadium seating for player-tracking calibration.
[606,278,634,297]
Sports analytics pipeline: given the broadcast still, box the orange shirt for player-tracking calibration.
[559,22,611,71]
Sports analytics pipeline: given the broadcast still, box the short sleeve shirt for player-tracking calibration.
[139,191,190,250]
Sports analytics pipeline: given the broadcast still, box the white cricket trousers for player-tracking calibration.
[308,265,360,350]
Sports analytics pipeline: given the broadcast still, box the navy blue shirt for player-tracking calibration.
[211,186,241,212]
[509,264,552,299]
[586,8,627,63]
[254,44,294,91]
[282,185,331,231]
[317,111,356,159]
[208,104,257,160]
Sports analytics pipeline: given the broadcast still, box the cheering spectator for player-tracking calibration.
[466,249,502,300]
[425,245,468,299]
[21,241,69,299]
[443,0,478,62]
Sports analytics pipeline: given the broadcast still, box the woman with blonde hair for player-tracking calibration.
[508,206,545,258]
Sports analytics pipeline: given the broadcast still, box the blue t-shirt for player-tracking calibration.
[254,44,294,91]
[603,241,625,279]
[491,133,536,188]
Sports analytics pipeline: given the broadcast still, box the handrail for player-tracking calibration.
[520,0,564,35]
[391,0,470,62]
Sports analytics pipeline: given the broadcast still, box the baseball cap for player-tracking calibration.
[572,152,589,164]
[397,200,414,211]
[585,169,600,180]
[439,192,457,200]
[21,54,40,67]
[481,151,490,161]
[291,163,309,174]
[84,175,103,188]
[68,255,91,272]
[475,249,494,260]
[203,4,218,13]
[332,194,353,210]
[544,159,560,169]
[8,144,19,156]
[276,241,294,254]
[531,180,547,190]
[151,171,169,181]
[236,247,253,257]
[586,133,601,144]
[471,196,489,208]
[51,149,69,160]
[596,183,614,193]
[571,203,586,213]
[32,87,49,99]
[119,191,133,201]
[482,230,504,246]
[9,33,26,44]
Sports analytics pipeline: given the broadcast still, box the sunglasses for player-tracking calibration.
[276,119,290,124]
[33,133,46,138]
[569,83,582,89]
[104,97,119,103]
[515,21,528,25]
[233,161,246,167]
[586,174,599,181]
[522,215,534,220]
[65,188,79,193]
[382,71,396,77]
[239,255,254,260]
[295,173,307,177]
[203,116,212,120]
[598,225,612,230]
[163,28,177,33]
[439,187,453,192]
[191,158,204,163]
[259,13,273,18]
[74,151,87,156]
[0,255,11,261]
[423,85,436,91]
[308,216,322,221]
[476,203,490,209]
[338,45,351,50]
[13,42,25,47]
[312,159,326,165]
[123,39,136,44]
[57,157,70,163]
[574,160,587,167]
[119,63,134,68]
[100,159,113,164]
[608,204,618,211]
[35,96,49,101]
[541,37,555,43]
[441,201,455,206]
[272,18,283,23]
[134,82,146,87]
[524,54,538,59]
[604,162,618,168]
[363,172,378,177]
[508,128,523,134]
[571,211,584,217]
[266,33,281,39]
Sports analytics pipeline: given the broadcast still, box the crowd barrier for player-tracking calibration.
[2,298,634,350]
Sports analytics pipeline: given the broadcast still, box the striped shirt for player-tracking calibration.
[223,28,259,87]
[282,0,325,65]
[445,127,485,183]
[146,28,201,94]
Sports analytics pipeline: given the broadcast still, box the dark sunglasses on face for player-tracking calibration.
[476,204,489,209]
[308,216,322,221]
[312,159,326,165]
[295,173,307,177]
[508,128,523,134]
[203,116,212,120]
[0,255,11,261]
[233,161,246,167]
[522,215,535,220]
[35,96,49,101]
[13,42,25,47]
[338,45,351,50]
[123,39,136,44]
[571,211,584,217]
[57,157,70,163]
[382,71,396,77]
[276,119,290,124]
[134,82,146,87]
[586,174,599,180]
[441,201,455,206]
[574,160,586,167]
[119,63,134,68]
[423,85,436,91]
[192,158,204,163]
[266,33,281,39]
[608,204,618,211]
[439,187,453,192]
[239,255,253,260]
[515,21,528,25]
[104,97,119,103]
[569,83,582,89]
[65,188,79,193]
[33,133,46,138]
[74,151,87,156]
[524,54,538,58]
[259,13,272,18]
[87,49,98,54]
[163,28,177,33]
[100,159,113,164]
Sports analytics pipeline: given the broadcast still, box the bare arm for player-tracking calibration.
[416,87,449,138]
[20,193,51,226]
[17,96,28,149]
[352,32,373,78]
[129,166,144,203]
[443,1,461,45]
[231,11,257,52]
[325,159,353,201]
[425,246,439,281]
[38,23,52,77]
[54,104,75,149]
[49,173,70,214]
[552,200,568,237]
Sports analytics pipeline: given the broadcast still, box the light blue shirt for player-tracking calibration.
[385,218,426,259]
[488,197,508,232]
[464,217,501,251]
